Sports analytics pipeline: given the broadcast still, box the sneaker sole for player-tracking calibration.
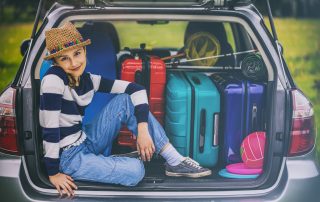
[165,170,212,178]
[111,151,140,158]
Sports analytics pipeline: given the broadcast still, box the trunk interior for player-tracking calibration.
[29,73,271,191]
[25,18,278,191]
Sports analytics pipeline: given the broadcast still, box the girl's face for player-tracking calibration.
[54,47,86,77]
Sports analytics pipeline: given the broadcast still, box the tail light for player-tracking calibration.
[288,89,316,156]
[0,87,19,155]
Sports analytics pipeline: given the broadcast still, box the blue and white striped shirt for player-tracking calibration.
[40,66,149,175]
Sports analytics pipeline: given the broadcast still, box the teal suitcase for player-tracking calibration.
[165,72,220,167]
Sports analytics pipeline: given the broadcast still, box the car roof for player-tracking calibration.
[43,0,259,22]
[46,0,253,11]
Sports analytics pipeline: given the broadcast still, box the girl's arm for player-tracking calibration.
[90,74,149,124]
[137,122,155,162]
[40,74,64,176]
[40,73,77,196]
[49,173,77,197]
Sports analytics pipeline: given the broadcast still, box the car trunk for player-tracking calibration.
[27,69,277,192]
[21,7,284,193]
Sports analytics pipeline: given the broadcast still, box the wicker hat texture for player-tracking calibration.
[44,22,91,60]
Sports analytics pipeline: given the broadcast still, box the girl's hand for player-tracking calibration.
[137,122,155,162]
[49,173,77,197]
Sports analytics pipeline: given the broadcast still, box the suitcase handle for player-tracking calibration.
[252,104,258,131]
[141,54,150,96]
[213,113,219,146]
[199,109,206,153]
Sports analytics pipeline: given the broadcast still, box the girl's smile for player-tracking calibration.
[70,65,82,72]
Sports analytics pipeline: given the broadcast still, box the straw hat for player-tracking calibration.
[44,22,91,60]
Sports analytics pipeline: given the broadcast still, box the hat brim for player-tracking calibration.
[44,39,91,60]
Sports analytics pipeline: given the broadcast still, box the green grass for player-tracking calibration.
[0,19,319,160]
[274,18,320,78]
[0,23,33,90]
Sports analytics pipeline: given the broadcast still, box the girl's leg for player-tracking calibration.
[60,145,145,186]
[119,94,170,154]
[61,94,146,186]
[83,94,132,156]
[78,93,210,180]
[84,93,170,156]
[120,94,211,178]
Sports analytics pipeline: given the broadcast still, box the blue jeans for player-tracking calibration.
[59,94,169,186]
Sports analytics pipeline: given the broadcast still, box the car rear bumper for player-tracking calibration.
[0,149,319,201]
[0,154,32,201]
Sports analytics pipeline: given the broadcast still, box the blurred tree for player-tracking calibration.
[8,0,37,19]
[0,0,319,23]
[0,0,8,20]
[255,0,320,17]
[0,0,38,22]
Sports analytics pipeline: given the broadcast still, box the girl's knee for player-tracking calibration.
[112,94,133,111]
[127,159,145,186]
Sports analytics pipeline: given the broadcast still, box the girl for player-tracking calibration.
[40,22,211,197]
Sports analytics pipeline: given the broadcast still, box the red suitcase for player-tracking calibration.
[118,56,166,149]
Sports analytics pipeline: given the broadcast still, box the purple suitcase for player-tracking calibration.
[210,74,265,165]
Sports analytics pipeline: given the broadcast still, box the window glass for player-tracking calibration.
[37,20,266,79]
[113,21,187,50]
[223,22,236,52]
[73,20,261,69]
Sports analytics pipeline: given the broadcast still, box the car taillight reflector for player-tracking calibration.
[0,87,19,154]
[289,90,316,156]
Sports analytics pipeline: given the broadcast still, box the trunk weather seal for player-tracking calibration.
[24,8,283,194]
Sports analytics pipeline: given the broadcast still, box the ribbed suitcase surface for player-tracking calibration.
[165,72,192,156]
[165,72,220,167]
[118,57,166,149]
[210,74,265,165]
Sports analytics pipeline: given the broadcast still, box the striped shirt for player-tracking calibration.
[40,66,149,175]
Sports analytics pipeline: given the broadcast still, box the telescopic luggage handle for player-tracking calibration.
[134,70,144,86]
[134,43,151,96]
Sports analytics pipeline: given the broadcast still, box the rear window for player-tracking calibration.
[36,19,265,80]
[113,21,187,49]
[110,20,244,69]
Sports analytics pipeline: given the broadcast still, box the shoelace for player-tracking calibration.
[184,157,202,170]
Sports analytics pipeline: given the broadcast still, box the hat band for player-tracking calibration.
[50,38,85,54]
